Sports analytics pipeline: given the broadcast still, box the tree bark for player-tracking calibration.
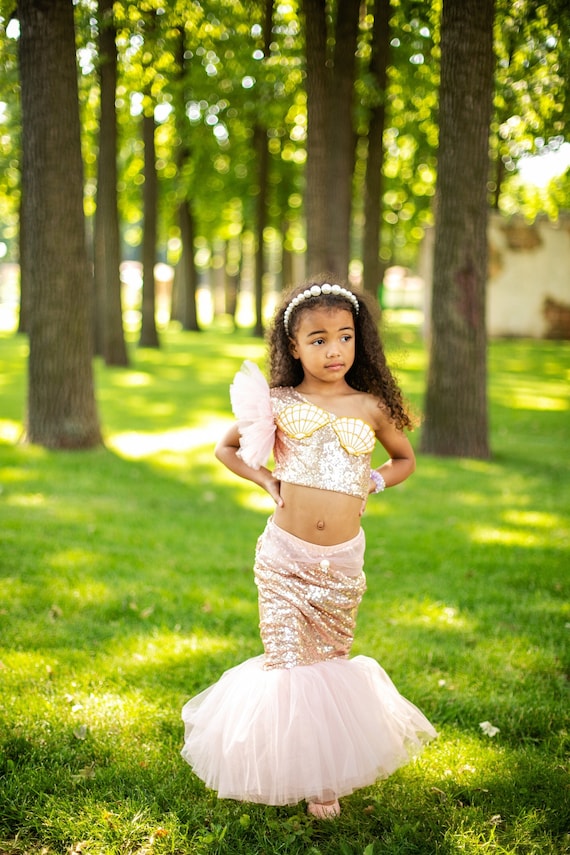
[139,111,160,348]
[252,0,273,336]
[362,0,391,298]
[172,26,200,331]
[18,0,101,449]
[94,0,128,365]
[176,198,200,331]
[302,0,360,278]
[421,0,495,459]
[253,123,268,336]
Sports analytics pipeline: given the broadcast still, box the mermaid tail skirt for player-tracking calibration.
[181,519,437,806]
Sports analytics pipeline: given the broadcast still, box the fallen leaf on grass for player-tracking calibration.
[71,764,96,782]
[479,720,500,737]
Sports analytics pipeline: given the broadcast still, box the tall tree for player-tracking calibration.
[252,0,273,336]
[139,109,160,348]
[361,0,391,297]
[171,25,200,332]
[302,0,360,278]
[421,0,495,459]
[93,0,129,365]
[18,0,101,449]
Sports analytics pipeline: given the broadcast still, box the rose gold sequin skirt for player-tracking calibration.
[181,518,437,806]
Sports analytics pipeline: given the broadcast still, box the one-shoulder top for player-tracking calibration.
[229,362,376,501]
[271,387,375,500]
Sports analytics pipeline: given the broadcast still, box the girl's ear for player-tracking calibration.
[289,337,299,359]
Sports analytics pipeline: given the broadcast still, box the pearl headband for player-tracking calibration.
[283,283,359,335]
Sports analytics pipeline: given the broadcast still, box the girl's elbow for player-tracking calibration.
[214,440,227,462]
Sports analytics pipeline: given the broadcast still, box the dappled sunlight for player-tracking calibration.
[112,371,152,388]
[502,509,566,529]
[469,506,568,548]
[49,549,105,576]
[0,419,23,443]
[471,526,547,547]
[387,599,476,633]
[508,392,568,411]
[107,421,225,459]
[240,491,276,515]
[490,375,569,411]
[457,459,495,474]
[6,491,45,508]
[108,629,238,668]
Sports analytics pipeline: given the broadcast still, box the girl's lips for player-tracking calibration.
[325,363,344,370]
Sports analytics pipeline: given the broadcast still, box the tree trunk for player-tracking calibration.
[303,0,329,275]
[327,0,359,276]
[172,26,200,332]
[139,111,159,348]
[302,0,360,278]
[253,123,268,336]
[94,0,128,365]
[252,0,273,336]
[421,0,495,459]
[177,197,200,330]
[17,191,28,333]
[362,0,391,298]
[18,0,102,449]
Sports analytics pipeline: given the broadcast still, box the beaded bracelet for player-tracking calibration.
[370,469,386,493]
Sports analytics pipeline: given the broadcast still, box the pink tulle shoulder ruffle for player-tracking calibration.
[229,360,275,469]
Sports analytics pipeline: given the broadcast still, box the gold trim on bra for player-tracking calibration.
[276,402,375,456]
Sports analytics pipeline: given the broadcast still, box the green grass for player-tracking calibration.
[0,319,569,855]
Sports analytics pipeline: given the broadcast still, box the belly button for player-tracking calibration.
[316,520,325,530]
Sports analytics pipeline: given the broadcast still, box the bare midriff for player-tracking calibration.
[273,482,364,546]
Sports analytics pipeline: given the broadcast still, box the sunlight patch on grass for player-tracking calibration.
[502,509,567,530]
[389,600,476,632]
[107,423,224,459]
[508,392,569,411]
[112,371,152,388]
[6,491,45,508]
[470,525,553,548]
[237,490,276,515]
[467,508,569,550]
[108,631,237,667]
[0,421,23,443]
[49,550,106,576]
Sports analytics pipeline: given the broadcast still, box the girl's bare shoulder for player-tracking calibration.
[351,390,388,430]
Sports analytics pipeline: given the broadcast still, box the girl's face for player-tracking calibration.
[289,305,355,385]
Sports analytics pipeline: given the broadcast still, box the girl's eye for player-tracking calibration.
[341,334,352,342]
[311,338,324,346]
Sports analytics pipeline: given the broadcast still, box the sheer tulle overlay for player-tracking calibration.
[181,519,437,806]
[181,653,437,805]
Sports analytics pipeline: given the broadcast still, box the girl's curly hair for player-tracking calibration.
[267,274,414,431]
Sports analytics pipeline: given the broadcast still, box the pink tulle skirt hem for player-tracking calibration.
[181,653,437,806]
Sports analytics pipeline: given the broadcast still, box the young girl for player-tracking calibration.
[181,276,437,818]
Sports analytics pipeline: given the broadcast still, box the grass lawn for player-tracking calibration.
[0,319,569,855]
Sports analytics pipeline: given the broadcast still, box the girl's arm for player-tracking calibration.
[370,418,416,493]
[215,423,284,507]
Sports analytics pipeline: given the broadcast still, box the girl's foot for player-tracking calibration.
[307,799,341,819]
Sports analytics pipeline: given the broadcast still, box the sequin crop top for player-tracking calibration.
[229,361,376,501]
[270,387,375,501]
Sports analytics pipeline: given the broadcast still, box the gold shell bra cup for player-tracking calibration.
[276,402,375,456]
